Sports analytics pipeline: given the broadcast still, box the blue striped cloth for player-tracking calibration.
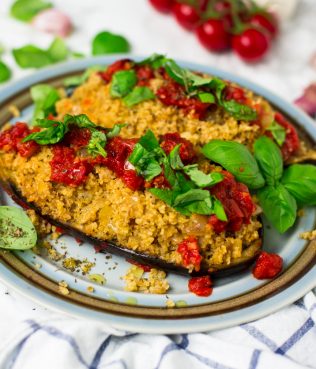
[0,285,315,369]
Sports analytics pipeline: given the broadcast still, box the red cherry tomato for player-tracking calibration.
[196,19,231,52]
[249,12,278,39]
[232,28,271,62]
[172,3,200,31]
[149,0,174,13]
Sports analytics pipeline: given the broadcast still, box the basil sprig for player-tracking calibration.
[202,140,265,189]
[0,206,37,250]
[23,114,125,157]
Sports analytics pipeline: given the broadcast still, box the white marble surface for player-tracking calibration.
[0,0,315,348]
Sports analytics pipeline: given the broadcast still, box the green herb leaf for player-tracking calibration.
[48,37,68,62]
[202,140,265,189]
[266,120,286,146]
[87,130,107,157]
[30,84,60,123]
[257,184,297,233]
[106,123,127,139]
[0,61,12,83]
[128,143,146,166]
[0,206,37,250]
[110,70,137,98]
[221,99,257,121]
[254,136,283,186]
[282,164,316,206]
[139,129,160,150]
[174,189,214,216]
[63,114,96,128]
[10,0,52,22]
[213,198,227,221]
[164,59,187,87]
[198,92,215,104]
[92,31,130,55]
[183,164,223,188]
[169,144,184,170]
[123,86,155,107]
[173,189,211,207]
[23,119,68,144]
[148,188,177,207]
[13,45,53,68]
[63,65,105,87]
[137,54,167,69]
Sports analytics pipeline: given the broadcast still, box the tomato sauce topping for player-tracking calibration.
[224,85,247,104]
[0,123,40,158]
[126,259,152,272]
[156,81,211,120]
[252,251,283,279]
[160,132,196,164]
[63,126,91,148]
[188,275,213,297]
[209,171,256,233]
[99,59,133,83]
[135,65,154,86]
[177,236,202,272]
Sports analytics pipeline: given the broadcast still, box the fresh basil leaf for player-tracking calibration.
[164,59,187,87]
[123,86,155,107]
[128,143,146,166]
[173,189,210,207]
[213,198,227,221]
[282,164,316,206]
[10,0,52,22]
[139,129,160,150]
[63,114,96,128]
[33,118,56,128]
[169,144,184,170]
[257,184,297,233]
[148,188,177,207]
[106,124,127,139]
[175,172,195,192]
[266,120,286,146]
[0,206,37,250]
[221,100,257,121]
[142,160,163,180]
[87,130,107,157]
[13,45,53,68]
[110,70,137,98]
[202,140,265,189]
[185,70,213,88]
[30,84,60,123]
[254,136,283,186]
[48,37,68,62]
[183,164,223,188]
[0,61,11,83]
[162,156,178,188]
[198,92,215,104]
[137,54,167,69]
[177,196,213,216]
[92,31,130,55]
[63,65,105,87]
[23,119,68,144]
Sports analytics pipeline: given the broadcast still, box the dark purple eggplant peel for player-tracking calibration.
[0,179,263,277]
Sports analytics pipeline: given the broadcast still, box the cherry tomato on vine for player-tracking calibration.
[232,28,271,62]
[149,0,174,13]
[172,2,201,31]
[196,18,231,52]
[249,12,278,39]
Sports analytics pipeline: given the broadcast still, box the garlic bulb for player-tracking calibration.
[32,8,72,37]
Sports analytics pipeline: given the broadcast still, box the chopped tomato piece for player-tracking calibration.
[177,236,202,272]
[126,259,152,272]
[63,127,91,148]
[188,275,213,297]
[160,132,196,164]
[252,251,283,279]
[136,65,154,86]
[99,59,133,83]
[224,85,247,104]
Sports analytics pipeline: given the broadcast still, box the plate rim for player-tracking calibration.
[0,55,315,333]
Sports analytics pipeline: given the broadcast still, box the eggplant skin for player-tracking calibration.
[0,180,263,277]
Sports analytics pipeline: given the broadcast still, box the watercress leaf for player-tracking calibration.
[0,206,37,250]
[92,31,130,55]
[110,70,137,98]
[254,136,283,186]
[48,37,68,62]
[13,45,53,69]
[123,86,155,107]
[266,120,286,146]
[0,61,12,83]
[63,114,96,128]
[222,100,257,121]
[23,120,68,144]
[257,184,297,233]
[198,92,215,104]
[106,123,127,139]
[173,189,210,207]
[282,164,316,206]
[169,144,184,170]
[213,198,227,221]
[183,164,223,188]
[30,84,60,123]
[202,140,265,189]
[63,65,105,87]
[148,188,177,207]
[139,129,160,150]
[11,0,52,22]
[87,130,107,157]
[137,54,167,69]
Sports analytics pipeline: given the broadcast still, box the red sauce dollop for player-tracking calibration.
[252,251,283,279]
[99,59,132,83]
[0,122,39,158]
[177,236,202,272]
[209,171,255,233]
[224,85,247,104]
[188,275,213,297]
[160,132,196,164]
[136,65,154,86]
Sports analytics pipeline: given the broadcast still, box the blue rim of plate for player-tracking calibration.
[0,55,315,334]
